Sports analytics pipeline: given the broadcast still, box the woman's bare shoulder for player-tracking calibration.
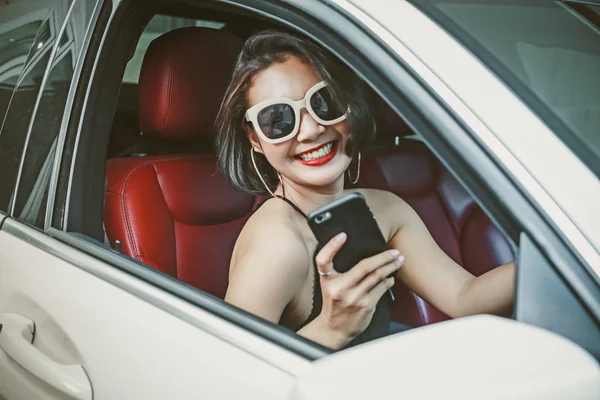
[353,188,410,211]
[239,198,305,243]
[232,198,311,277]
[226,199,312,322]
[352,188,415,239]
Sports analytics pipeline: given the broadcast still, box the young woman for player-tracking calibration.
[216,30,515,350]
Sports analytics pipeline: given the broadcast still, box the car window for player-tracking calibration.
[411,0,600,177]
[0,7,53,213]
[0,20,42,123]
[12,50,73,227]
[13,0,99,229]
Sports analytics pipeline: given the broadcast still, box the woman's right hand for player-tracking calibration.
[313,232,404,347]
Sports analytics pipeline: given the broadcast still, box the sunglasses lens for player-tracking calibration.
[310,86,345,122]
[257,103,295,140]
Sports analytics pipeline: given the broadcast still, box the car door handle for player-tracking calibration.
[0,313,92,400]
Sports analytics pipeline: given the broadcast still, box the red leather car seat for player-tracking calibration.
[104,27,254,299]
[363,104,515,327]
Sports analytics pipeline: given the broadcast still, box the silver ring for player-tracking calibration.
[317,269,332,277]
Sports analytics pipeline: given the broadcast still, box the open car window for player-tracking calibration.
[95,3,517,352]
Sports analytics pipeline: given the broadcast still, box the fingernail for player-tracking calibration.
[390,249,400,257]
[336,233,347,242]
[394,255,405,267]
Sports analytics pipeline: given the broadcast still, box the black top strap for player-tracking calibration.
[279,196,308,219]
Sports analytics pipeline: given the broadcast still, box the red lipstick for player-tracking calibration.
[295,141,338,166]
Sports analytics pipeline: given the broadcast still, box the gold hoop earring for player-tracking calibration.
[251,147,282,198]
[347,152,361,185]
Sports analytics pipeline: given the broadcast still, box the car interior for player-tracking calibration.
[100,6,516,333]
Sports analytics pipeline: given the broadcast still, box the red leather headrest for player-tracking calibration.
[139,28,243,139]
[361,144,440,197]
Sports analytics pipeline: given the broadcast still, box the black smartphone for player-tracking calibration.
[307,192,389,274]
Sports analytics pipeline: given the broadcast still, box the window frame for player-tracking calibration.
[41,0,599,360]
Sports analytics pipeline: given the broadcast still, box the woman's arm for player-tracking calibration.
[226,227,349,348]
[455,261,514,317]
[225,225,309,323]
[385,193,515,318]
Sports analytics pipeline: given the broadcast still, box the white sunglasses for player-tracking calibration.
[245,81,349,144]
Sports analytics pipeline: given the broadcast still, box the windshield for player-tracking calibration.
[411,0,600,176]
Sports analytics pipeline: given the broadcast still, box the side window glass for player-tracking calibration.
[0,20,42,122]
[0,3,53,212]
[13,52,72,226]
[12,0,99,228]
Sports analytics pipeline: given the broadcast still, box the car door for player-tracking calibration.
[0,1,309,399]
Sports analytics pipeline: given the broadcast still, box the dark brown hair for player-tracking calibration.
[215,30,374,194]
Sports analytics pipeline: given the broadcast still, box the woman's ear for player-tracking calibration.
[245,127,264,154]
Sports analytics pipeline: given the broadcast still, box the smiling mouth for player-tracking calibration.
[294,140,338,167]
[295,141,336,161]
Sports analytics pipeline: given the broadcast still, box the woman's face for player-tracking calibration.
[246,56,351,190]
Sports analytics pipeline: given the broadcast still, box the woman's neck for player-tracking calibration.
[275,176,345,216]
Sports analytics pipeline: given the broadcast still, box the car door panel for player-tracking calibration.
[0,219,297,399]
[289,315,600,400]
[0,313,91,400]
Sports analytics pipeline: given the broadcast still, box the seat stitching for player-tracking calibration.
[120,165,153,260]
[152,162,178,276]
[112,155,202,186]
[120,159,190,258]
[158,56,176,131]
[120,183,140,259]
